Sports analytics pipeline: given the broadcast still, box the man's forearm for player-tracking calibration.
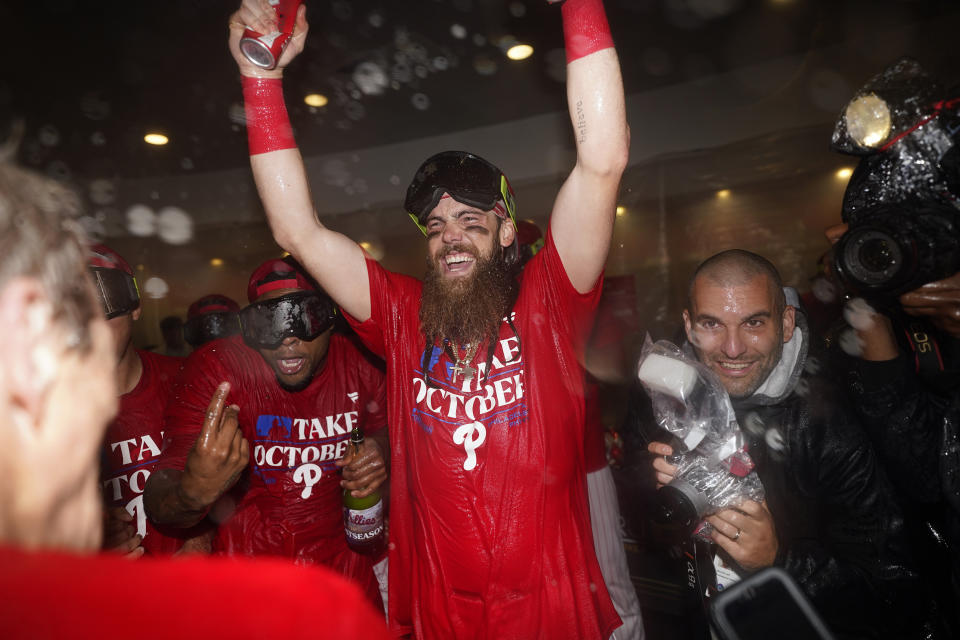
[143,468,209,529]
[550,0,629,293]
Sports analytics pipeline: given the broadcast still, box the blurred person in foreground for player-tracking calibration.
[228,0,629,636]
[646,250,922,639]
[91,243,198,558]
[145,258,389,609]
[0,161,389,638]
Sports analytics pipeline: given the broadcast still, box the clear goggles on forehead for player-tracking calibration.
[404,151,517,235]
[183,312,241,347]
[239,291,337,350]
[89,267,140,319]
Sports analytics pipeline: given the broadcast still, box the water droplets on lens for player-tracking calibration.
[411,93,431,110]
[126,204,156,237]
[156,206,194,245]
[143,276,169,300]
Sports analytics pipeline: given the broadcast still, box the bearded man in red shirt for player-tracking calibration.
[229,0,628,636]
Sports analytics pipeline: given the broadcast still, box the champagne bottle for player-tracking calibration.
[342,426,385,556]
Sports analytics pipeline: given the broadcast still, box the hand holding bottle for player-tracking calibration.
[336,434,387,499]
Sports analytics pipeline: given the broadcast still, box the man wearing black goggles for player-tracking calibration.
[88,244,202,560]
[145,258,389,608]
[239,290,337,351]
[183,294,242,348]
[234,0,628,635]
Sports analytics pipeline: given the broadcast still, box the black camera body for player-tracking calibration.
[831,58,960,301]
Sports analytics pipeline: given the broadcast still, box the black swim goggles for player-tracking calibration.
[239,291,337,350]
[89,267,140,319]
[184,312,241,347]
[404,150,517,235]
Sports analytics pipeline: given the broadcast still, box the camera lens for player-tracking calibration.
[840,228,904,287]
[858,236,896,273]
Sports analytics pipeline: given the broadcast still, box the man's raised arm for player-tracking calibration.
[548,0,629,293]
[228,1,371,321]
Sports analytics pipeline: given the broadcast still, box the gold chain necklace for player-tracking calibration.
[450,341,480,382]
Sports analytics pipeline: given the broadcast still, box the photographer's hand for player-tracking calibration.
[899,271,960,338]
[647,441,678,488]
[844,299,900,361]
[826,223,901,361]
[707,500,778,572]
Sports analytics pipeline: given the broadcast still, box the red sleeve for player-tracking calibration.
[342,257,422,358]
[359,351,387,435]
[527,226,603,352]
[158,347,233,472]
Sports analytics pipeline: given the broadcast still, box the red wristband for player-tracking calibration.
[242,76,296,156]
[561,0,614,63]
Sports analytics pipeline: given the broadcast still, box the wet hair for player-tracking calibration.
[0,161,96,351]
[688,249,786,314]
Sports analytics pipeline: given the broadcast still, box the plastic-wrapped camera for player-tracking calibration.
[831,58,960,300]
[637,338,765,541]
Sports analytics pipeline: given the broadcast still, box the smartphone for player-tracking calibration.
[709,567,835,640]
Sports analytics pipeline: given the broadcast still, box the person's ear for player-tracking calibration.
[782,305,796,343]
[499,218,516,248]
[0,277,60,422]
[132,306,142,322]
[682,309,694,343]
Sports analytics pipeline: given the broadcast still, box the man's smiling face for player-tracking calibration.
[424,194,504,281]
[683,274,795,399]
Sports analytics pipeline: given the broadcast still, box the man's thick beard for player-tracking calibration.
[420,246,518,347]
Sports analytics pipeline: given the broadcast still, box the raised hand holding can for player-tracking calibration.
[239,0,304,70]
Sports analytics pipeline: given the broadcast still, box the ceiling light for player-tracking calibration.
[210,258,224,267]
[304,93,328,107]
[359,241,372,251]
[507,44,534,61]
[144,133,168,146]
[836,168,853,180]
[616,206,626,217]
[716,189,731,199]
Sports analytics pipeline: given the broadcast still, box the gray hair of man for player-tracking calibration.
[0,158,97,352]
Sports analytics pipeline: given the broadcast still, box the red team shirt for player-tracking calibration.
[345,230,621,639]
[101,350,184,555]
[0,546,390,639]
[158,333,387,604]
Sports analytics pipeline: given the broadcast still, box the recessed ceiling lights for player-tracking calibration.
[144,133,168,146]
[716,189,731,199]
[304,93,328,107]
[507,44,534,61]
[835,168,853,180]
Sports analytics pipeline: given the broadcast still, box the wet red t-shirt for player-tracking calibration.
[344,229,620,640]
[158,334,386,603]
[101,350,184,555]
[0,546,390,640]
